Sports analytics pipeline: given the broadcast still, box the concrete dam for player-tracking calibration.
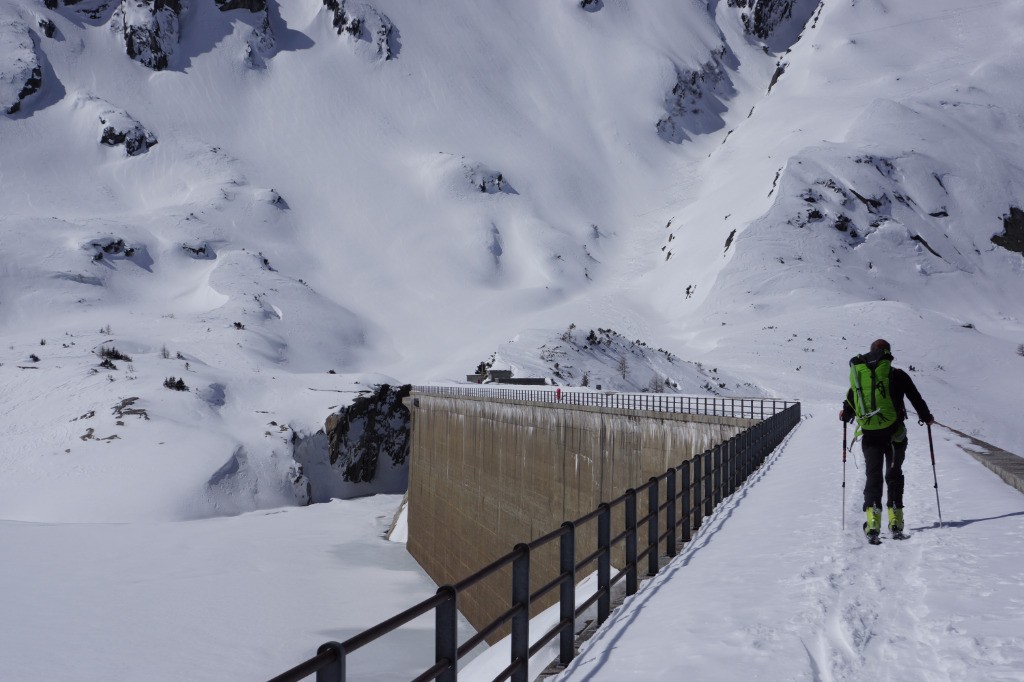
[404,388,779,638]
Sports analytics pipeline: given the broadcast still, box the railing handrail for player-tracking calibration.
[269,399,801,682]
[410,385,796,419]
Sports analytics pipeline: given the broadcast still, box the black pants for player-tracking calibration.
[862,434,908,510]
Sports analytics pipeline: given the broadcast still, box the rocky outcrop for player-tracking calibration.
[72,94,158,154]
[657,51,733,143]
[38,17,58,39]
[115,0,182,71]
[466,162,512,194]
[215,0,266,10]
[728,0,820,51]
[992,207,1024,254]
[325,383,412,483]
[0,17,41,115]
[97,104,157,155]
[322,0,397,60]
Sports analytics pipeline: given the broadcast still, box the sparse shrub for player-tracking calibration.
[99,358,117,370]
[587,330,598,345]
[100,325,112,335]
[617,355,628,380]
[560,323,577,343]
[161,345,170,359]
[29,353,40,362]
[581,372,590,387]
[176,352,185,360]
[100,346,132,362]
[233,322,245,330]
[40,339,46,346]
[163,377,189,391]
[1017,344,1024,357]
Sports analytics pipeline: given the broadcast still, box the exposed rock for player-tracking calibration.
[992,207,1024,254]
[433,153,516,195]
[78,96,157,155]
[0,18,42,115]
[214,0,266,11]
[244,12,276,64]
[324,383,412,483]
[38,17,58,39]
[729,0,820,51]
[99,109,157,153]
[657,51,733,143]
[115,0,181,71]
[322,0,397,60]
[468,163,512,194]
[182,242,215,259]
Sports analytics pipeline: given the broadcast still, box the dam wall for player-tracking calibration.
[404,391,757,636]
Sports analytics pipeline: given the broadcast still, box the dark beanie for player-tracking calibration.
[870,339,891,353]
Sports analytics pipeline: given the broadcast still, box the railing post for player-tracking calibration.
[704,450,714,517]
[648,477,659,576]
[511,544,530,682]
[597,503,611,624]
[681,461,692,542]
[315,642,344,682]
[625,489,638,596]
[666,468,677,557]
[723,438,732,498]
[436,586,458,682]
[713,444,722,506]
[733,432,741,491]
[692,454,703,530]
[559,522,576,667]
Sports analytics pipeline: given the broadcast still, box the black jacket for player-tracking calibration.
[842,366,932,426]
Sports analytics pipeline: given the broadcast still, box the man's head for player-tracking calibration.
[870,339,891,353]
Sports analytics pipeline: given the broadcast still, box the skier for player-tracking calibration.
[840,339,934,543]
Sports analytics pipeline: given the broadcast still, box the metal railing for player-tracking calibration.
[411,385,795,420]
[269,400,801,682]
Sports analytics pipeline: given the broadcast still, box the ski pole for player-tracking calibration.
[926,422,943,527]
[842,420,847,529]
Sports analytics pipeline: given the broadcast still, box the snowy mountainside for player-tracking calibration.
[1,0,1023,525]
[642,0,1024,448]
[488,327,763,397]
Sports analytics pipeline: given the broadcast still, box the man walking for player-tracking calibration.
[840,339,934,542]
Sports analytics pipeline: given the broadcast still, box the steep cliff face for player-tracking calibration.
[326,383,412,482]
[292,384,412,502]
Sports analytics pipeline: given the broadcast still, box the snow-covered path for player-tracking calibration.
[555,404,1024,682]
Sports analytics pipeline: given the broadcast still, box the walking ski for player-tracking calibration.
[867,533,882,545]
[891,530,910,540]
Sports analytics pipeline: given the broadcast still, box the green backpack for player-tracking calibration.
[849,351,899,437]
